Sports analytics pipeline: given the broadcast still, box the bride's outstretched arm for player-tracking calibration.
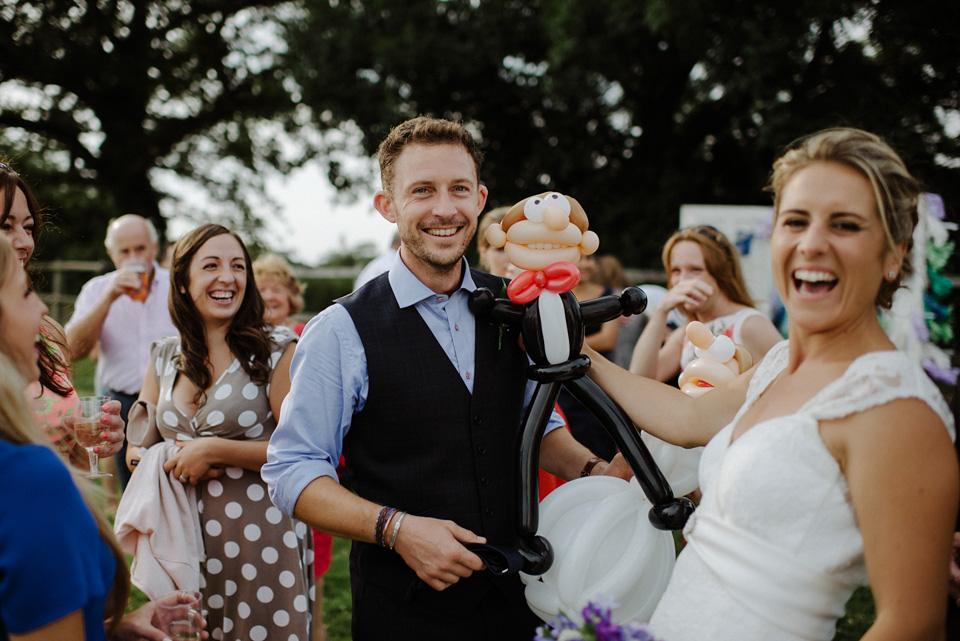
[585,344,750,448]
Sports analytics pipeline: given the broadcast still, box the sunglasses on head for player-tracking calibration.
[690,225,724,242]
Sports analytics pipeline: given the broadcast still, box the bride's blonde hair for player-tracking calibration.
[0,237,130,634]
[768,128,919,309]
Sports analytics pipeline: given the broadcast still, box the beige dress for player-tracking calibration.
[135,327,312,641]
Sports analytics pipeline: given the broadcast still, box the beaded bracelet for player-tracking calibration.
[374,506,397,547]
[387,511,407,550]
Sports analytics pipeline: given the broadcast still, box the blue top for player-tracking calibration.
[0,441,115,640]
[263,255,564,516]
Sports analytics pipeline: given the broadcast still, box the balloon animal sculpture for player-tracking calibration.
[522,319,756,623]
[469,192,695,576]
[641,320,754,496]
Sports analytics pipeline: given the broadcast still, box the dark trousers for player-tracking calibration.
[107,389,139,490]
[350,576,540,641]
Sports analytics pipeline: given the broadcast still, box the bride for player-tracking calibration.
[586,128,957,640]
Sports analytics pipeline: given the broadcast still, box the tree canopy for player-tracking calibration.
[285,0,959,265]
[0,0,321,259]
[1,0,957,268]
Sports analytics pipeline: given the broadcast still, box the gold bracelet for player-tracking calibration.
[580,457,604,477]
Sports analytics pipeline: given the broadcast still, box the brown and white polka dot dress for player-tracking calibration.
[148,327,313,641]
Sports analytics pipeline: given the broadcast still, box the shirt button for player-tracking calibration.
[480,477,489,485]
[474,416,482,425]
[465,371,472,380]
[477,445,486,454]
[485,507,494,517]
[455,323,460,331]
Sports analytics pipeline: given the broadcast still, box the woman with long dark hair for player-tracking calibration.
[122,224,311,641]
[0,160,123,467]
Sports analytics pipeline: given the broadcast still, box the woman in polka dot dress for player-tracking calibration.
[126,224,312,641]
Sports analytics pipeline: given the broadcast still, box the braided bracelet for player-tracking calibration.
[374,506,397,547]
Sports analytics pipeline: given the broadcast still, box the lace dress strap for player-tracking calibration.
[743,340,790,407]
[804,351,954,439]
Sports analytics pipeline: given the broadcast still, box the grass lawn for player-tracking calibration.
[76,357,875,640]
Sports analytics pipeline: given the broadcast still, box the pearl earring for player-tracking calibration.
[887,270,897,280]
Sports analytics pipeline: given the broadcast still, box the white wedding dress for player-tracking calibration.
[648,341,954,641]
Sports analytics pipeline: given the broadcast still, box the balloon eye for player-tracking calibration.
[524,197,546,222]
[545,192,571,214]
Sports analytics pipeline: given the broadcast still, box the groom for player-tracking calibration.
[263,116,630,641]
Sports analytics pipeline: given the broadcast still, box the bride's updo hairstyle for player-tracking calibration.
[767,128,921,309]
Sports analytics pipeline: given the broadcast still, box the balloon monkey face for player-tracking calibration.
[485,192,600,272]
[677,321,751,397]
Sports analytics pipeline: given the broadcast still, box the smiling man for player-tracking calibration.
[264,117,624,640]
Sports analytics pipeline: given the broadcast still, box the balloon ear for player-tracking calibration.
[732,344,753,374]
[486,223,507,249]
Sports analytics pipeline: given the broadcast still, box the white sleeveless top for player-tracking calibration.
[649,341,954,641]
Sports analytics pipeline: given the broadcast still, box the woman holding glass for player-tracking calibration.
[0,234,191,641]
[587,128,957,640]
[124,224,311,641]
[0,160,124,469]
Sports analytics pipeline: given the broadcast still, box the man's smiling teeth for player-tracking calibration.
[427,228,458,237]
[793,269,837,283]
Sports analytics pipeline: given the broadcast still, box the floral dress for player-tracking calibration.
[143,326,312,641]
[27,331,82,467]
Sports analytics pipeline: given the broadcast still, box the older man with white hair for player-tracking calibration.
[66,214,177,488]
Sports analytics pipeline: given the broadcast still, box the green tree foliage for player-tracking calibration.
[0,0,318,259]
[285,0,959,266]
[2,0,957,269]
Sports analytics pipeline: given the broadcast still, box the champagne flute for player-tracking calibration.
[74,395,112,478]
[157,591,204,641]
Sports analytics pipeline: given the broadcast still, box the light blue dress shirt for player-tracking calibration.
[263,255,565,516]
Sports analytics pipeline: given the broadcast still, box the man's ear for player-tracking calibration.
[374,190,396,223]
[477,184,489,213]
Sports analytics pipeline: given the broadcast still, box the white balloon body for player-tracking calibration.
[639,432,703,498]
[521,476,676,624]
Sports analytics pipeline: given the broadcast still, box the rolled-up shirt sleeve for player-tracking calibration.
[263,304,368,516]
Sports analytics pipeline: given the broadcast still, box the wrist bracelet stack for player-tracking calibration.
[374,506,408,550]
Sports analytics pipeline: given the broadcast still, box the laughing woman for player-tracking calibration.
[0,160,124,467]
[586,129,957,641]
[123,224,311,641]
[0,234,184,641]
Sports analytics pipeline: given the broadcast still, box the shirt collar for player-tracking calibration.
[388,253,477,309]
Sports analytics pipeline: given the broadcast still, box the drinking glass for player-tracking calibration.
[124,258,149,302]
[74,396,112,478]
[157,591,203,641]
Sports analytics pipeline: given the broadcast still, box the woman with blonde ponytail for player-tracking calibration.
[0,235,189,641]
